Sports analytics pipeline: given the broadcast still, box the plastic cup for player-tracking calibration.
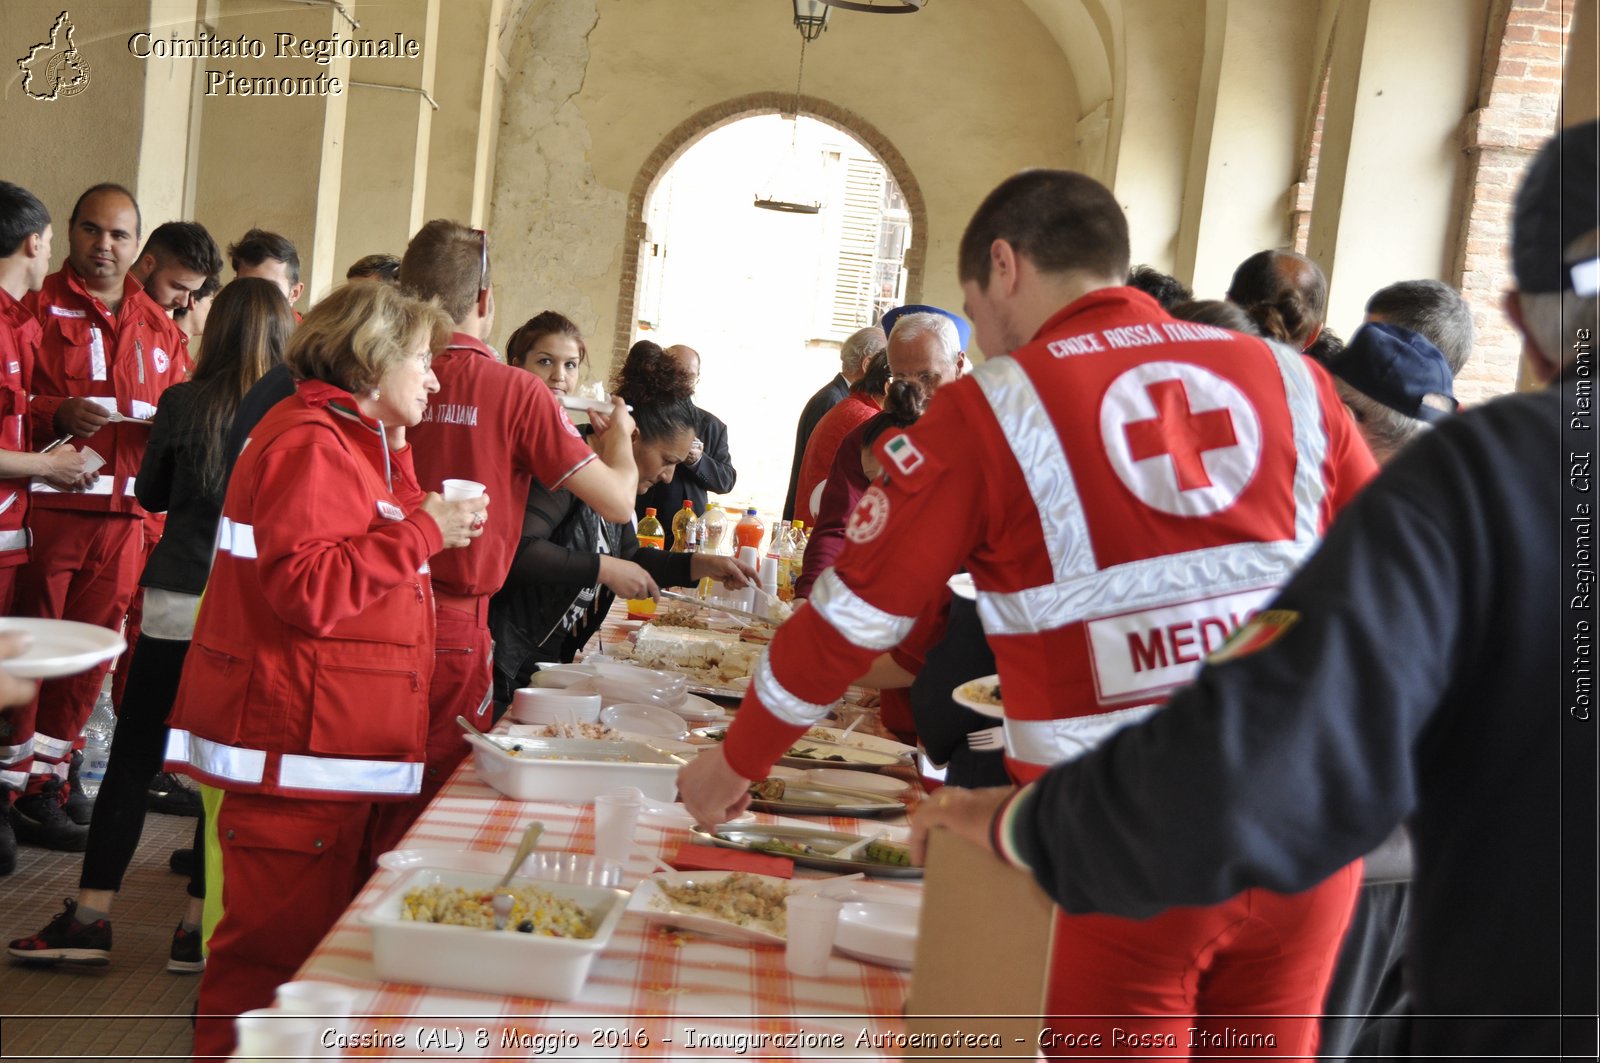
[441,478,486,501]
[275,980,359,1049]
[592,790,642,863]
[234,1007,318,1062]
[784,895,842,976]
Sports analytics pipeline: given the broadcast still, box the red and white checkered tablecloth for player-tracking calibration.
[290,760,919,1059]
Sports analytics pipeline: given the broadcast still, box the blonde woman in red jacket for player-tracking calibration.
[162,281,486,1059]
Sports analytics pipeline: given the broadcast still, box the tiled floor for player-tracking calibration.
[2,811,199,1060]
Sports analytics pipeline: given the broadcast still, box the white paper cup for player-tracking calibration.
[784,895,842,977]
[234,1007,318,1062]
[509,687,603,726]
[441,478,486,501]
[275,980,359,1050]
[592,790,642,863]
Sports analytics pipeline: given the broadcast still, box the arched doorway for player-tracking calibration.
[615,98,924,515]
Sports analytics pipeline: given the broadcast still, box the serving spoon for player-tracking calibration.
[491,820,545,930]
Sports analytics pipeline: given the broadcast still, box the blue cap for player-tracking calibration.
[1327,322,1458,423]
[880,304,971,351]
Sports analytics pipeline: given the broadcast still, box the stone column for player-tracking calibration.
[190,0,354,305]
[333,0,440,274]
[1305,0,1493,332]
[423,0,506,227]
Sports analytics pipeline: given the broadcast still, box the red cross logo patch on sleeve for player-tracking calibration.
[845,485,892,544]
[1099,361,1262,517]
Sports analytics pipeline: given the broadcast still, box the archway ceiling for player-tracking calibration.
[1019,0,1118,116]
[500,0,1118,120]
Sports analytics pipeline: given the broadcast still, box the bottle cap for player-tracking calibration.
[682,500,694,508]
[645,507,657,517]
[746,507,758,516]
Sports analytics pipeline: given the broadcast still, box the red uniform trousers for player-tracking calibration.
[1038,863,1361,1059]
[12,510,142,795]
[0,565,22,799]
[193,791,371,1060]
[363,598,492,861]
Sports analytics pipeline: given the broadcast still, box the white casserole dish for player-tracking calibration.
[468,734,685,803]
[363,867,628,1000]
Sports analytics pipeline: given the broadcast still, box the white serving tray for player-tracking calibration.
[363,867,629,1000]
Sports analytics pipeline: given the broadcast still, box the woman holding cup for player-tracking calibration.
[160,281,486,1058]
[489,332,755,705]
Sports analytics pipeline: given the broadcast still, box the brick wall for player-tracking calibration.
[1292,62,1331,257]
[1454,0,1572,403]
[610,93,927,367]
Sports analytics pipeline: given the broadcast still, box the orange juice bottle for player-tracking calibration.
[734,508,765,555]
[628,508,665,618]
[670,499,696,552]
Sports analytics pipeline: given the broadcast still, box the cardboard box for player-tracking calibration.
[903,828,1056,1058]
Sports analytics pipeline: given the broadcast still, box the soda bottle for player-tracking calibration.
[765,521,790,600]
[734,507,765,554]
[628,508,665,618]
[701,503,728,555]
[670,500,697,552]
[79,681,116,799]
[775,521,801,601]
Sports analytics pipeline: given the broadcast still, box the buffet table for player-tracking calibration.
[288,736,922,1059]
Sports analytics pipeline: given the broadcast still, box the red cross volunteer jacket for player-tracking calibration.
[164,381,443,800]
[26,268,191,517]
[721,287,1378,782]
[0,287,40,566]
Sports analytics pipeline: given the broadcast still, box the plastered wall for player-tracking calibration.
[489,0,1081,369]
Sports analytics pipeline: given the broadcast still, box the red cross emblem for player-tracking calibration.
[1122,379,1239,491]
[1099,362,1263,518]
[845,485,891,544]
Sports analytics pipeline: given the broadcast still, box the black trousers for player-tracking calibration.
[79,634,204,900]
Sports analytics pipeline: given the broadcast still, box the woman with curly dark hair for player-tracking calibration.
[488,338,755,701]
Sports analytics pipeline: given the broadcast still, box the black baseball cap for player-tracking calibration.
[1328,322,1458,423]
[1512,119,1600,295]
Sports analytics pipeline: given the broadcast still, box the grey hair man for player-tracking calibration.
[1364,279,1475,375]
[883,310,966,389]
[784,325,886,520]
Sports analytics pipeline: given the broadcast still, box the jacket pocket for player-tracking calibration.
[51,318,98,382]
[175,635,255,744]
[307,651,425,758]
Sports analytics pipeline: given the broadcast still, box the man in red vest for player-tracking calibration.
[12,186,218,848]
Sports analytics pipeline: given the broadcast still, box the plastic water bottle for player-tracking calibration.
[79,685,116,799]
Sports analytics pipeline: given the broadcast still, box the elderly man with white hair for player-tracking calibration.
[783,325,885,521]
[792,305,967,600]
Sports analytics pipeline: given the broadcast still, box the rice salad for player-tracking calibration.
[401,883,598,937]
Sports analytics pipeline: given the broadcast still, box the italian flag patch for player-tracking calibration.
[1207,609,1299,664]
[883,432,924,475]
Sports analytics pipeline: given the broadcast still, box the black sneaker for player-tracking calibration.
[7,899,111,965]
[63,751,93,826]
[167,924,204,974]
[0,803,16,875]
[147,772,202,817]
[168,847,197,877]
[12,784,88,851]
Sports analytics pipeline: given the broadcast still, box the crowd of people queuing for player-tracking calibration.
[0,113,1588,1059]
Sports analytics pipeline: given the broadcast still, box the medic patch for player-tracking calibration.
[845,485,891,544]
[1206,609,1300,664]
[376,500,404,521]
[559,408,581,438]
[7,362,18,376]
[152,347,170,374]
